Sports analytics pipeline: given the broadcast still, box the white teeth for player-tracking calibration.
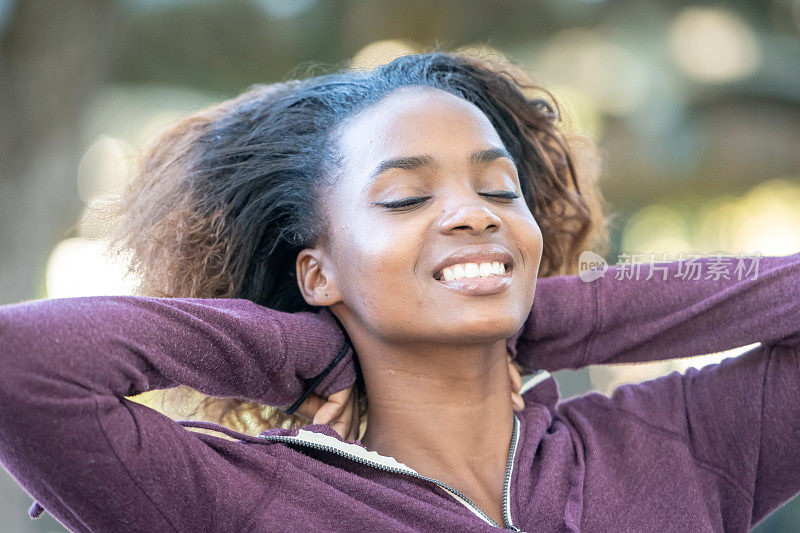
[438,261,508,281]
[464,263,480,277]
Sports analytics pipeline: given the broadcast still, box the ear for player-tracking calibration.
[296,248,342,307]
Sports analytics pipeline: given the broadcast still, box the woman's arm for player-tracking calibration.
[564,307,800,528]
[0,295,355,531]
[507,252,800,371]
[548,253,800,527]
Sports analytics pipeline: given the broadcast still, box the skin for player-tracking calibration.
[295,85,544,526]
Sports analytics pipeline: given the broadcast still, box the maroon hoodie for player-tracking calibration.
[0,252,798,532]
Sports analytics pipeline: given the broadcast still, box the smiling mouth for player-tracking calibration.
[432,262,513,296]
[433,261,514,281]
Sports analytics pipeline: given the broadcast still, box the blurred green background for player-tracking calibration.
[1,0,798,530]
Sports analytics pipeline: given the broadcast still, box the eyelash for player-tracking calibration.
[376,191,521,210]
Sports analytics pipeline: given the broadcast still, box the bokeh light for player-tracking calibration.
[454,43,508,63]
[76,135,135,203]
[621,178,800,258]
[620,204,692,259]
[731,178,800,255]
[45,237,138,299]
[350,39,419,70]
[253,0,318,19]
[536,28,650,117]
[669,7,760,83]
[548,84,604,139]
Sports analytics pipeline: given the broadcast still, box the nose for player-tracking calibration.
[438,199,502,236]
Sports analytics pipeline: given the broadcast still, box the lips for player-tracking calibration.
[433,269,513,296]
[431,244,515,280]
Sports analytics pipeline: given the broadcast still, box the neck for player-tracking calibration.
[357,338,515,492]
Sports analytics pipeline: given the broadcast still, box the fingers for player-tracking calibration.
[507,355,525,411]
[328,399,353,440]
[286,387,362,440]
[349,390,361,441]
[332,387,360,441]
[314,387,356,440]
[326,387,353,408]
[328,402,350,440]
[312,388,349,424]
[511,391,525,411]
[507,359,522,393]
[293,393,327,422]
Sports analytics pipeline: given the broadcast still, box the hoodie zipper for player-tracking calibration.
[257,412,522,531]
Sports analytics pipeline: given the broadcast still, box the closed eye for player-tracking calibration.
[374,196,431,209]
[374,191,520,210]
[481,190,520,201]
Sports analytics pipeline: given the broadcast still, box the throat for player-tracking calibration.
[446,474,507,527]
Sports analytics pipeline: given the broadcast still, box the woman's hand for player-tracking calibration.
[290,385,361,441]
[508,351,526,411]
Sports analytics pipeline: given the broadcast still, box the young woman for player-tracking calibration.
[0,52,798,532]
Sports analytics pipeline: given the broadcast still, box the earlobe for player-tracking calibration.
[296,249,340,306]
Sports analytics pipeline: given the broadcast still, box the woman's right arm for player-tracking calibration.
[0,295,355,532]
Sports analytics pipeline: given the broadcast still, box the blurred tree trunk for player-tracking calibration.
[0,0,120,305]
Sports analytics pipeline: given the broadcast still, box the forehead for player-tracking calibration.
[335,86,504,173]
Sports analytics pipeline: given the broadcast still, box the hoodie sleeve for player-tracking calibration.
[507,252,800,371]
[523,252,800,527]
[0,295,356,532]
[568,290,800,528]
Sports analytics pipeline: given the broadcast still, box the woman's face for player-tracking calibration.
[303,85,543,345]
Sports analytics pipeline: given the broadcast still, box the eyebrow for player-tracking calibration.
[366,146,517,184]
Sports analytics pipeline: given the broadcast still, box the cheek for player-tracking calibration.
[507,213,544,293]
[518,211,544,256]
[339,224,436,337]
[530,220,544,259]
[338,220,427,302]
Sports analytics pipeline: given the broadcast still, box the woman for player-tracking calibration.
[1,51,798,532]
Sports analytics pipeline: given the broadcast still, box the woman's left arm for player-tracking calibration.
[562,320,800,529]
[544,252,800,527]
[507,252,800,372]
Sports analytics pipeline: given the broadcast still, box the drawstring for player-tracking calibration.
[283,338,352,415]
[29,500,44,518]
